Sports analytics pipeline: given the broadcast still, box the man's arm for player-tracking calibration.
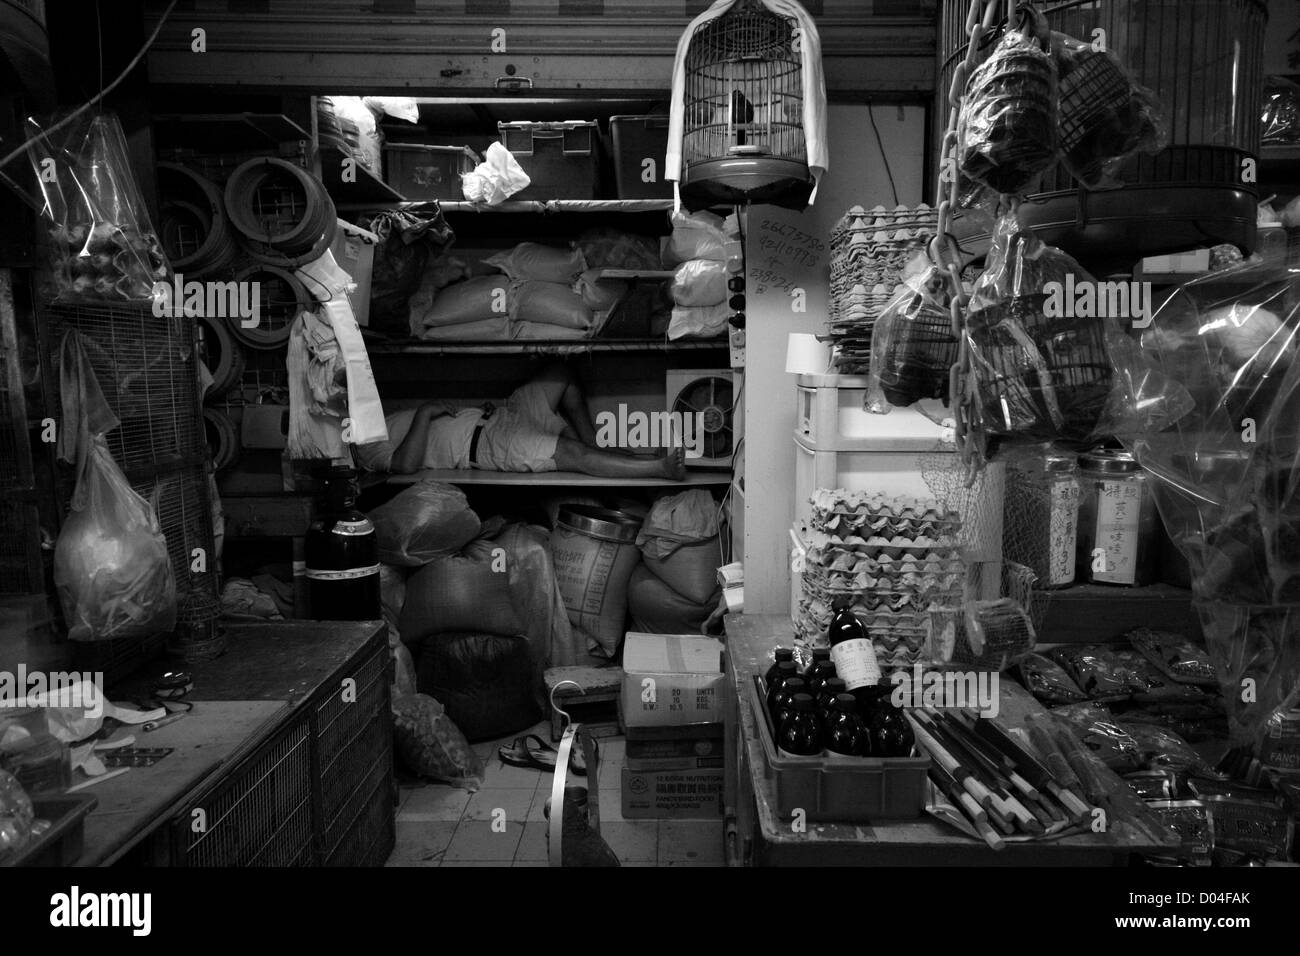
[389,404,447,474]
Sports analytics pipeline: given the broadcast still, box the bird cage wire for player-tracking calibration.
[682,0,807,169]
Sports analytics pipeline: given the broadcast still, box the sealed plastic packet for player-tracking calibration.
[865,260,959,416]
[27,113,169,304]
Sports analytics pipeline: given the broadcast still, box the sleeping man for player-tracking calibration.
[353,364,687,480]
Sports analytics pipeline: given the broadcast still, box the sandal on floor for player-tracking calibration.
[497,734,589,776]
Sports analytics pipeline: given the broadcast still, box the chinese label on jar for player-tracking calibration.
[1047,478,1080,586]
[1093,479,1143,584]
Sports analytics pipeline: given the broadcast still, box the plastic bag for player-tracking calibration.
[400,540,525,643]
[573,268,630,314]
[321,96,382,173]
[369,480,481,567]
[410,276,510,334]
[363,203,456,334]
[28,113,169,304]
[286,310,349,459]
[576,228,661,271]
[1017,651,1088,704]
[508,280,595,331]
[461,141,531,205]
[1048,645,1132,702]
[0,770,35,862]
[671,259,728,308]
[865,262,958,413]
[662,209,731,266]
[391,693,485,791]
[636,489,720,560]
[53,331,176,642]
[1262,76,1300,147]
[362,96,419,125]
[1128,627,1218,686]
[965,212,1111,443]
[668,303,730,340]
[1050,29,1166,190]
[957,11,1058,196]
[485,242,586,284]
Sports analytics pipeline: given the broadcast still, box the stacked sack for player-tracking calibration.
[662,210,742,340]
[628,490,724,634]
[369,480,574,741]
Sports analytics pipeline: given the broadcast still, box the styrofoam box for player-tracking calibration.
[795,373,952,451]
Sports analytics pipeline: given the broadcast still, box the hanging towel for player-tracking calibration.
[665,0,829,205]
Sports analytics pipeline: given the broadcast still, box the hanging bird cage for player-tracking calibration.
[680,0,813,209]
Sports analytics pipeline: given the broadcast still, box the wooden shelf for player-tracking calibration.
[387,469,731,488]
[1040,582,1200,643]
[364,336,727,356]
[320,143,404,205]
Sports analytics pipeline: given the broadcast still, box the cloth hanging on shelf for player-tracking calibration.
[665,0,829,206]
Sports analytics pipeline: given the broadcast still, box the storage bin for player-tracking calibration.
[498,120,602,200]
[383,143,479,201]
[747,677,929,823]
[794,373,952,451]
[609,114,671,199]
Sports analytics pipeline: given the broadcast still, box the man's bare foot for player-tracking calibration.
[660,447,687,481]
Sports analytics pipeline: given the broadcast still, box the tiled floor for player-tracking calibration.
[385,720,725,868]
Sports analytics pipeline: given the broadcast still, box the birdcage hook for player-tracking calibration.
[550,679,585,728]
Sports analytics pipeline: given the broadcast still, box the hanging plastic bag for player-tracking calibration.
[670,259,728,308]
[957,9,1058,196]
[28,113,169,304]
[363,203,456,334]
[661,209,731,266]
[865,260,958,414]
[1262,76,1300,147]
[53,331,176,642]
[1050,29,1166,190]
[461,141,531,205]
[964,212,1112,443]
[668,303,729,340]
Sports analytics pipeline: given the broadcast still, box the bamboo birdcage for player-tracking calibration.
[680,0,814,209]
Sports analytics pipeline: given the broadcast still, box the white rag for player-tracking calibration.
[665,0,828,205]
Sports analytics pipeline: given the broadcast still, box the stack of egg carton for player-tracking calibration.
[795,489,964,670]
[827,204,937,374]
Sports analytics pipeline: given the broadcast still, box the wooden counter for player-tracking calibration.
[724,614,1171,867]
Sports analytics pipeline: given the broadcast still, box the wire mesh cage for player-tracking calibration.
[1,274,43,596]
[680,0,813,208]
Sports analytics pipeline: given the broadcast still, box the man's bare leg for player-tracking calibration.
[553,437,686,480]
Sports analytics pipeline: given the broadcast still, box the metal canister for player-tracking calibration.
[1005,450,1081,588]
[1076,450,1159,587]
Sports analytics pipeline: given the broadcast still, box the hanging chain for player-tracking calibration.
[929,0,1016,484]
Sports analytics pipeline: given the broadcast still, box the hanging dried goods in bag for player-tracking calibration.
[957,8,1058,197]
[28,113,170,304]
[964,212,1110,443]
[865,260,959,413]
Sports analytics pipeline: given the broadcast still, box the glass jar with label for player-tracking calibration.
[1005,449,1081,589]
[1075,450,1160,587]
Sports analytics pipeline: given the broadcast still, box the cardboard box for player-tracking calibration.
[625,754,724,772]
[329,219,377,327]
[620,633,727,728]
[621,767,724,819]
[625,724,724,758]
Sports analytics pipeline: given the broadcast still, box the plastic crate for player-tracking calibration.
[383,143,479,201]
[610,115,671,200]
[497,120,602,200]
[747,677,929,823]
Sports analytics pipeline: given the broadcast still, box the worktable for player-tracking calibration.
[724,614,1172,867]
[74,620,393,867]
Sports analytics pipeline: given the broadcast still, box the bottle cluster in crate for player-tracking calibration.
[796,490,964,669]
[764,647,915,760]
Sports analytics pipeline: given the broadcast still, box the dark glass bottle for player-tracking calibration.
[816,677,848,721]
[765,664,799,715]
[765,651,796,691]
[803,647,832,683]
[827,601,881,696]
[824,693,871,757]
[863,682,915,758]
[305,466,380,621]
[806,660,838,700]
[777,694,822,757]
[771,678,807,731]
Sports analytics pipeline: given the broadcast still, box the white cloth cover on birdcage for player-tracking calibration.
[665,0,828,205]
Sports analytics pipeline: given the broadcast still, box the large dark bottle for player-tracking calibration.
[770,677,807,731]
[305,465,381,621]
[827,600,881,696]
[777,694,822,757]
[824,693,871,757]
[806,660,838,700]
[765,656,797,693]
